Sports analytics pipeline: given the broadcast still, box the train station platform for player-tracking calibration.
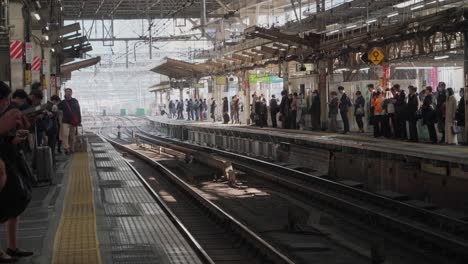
[145,116,468,213]
[4,133,204,264]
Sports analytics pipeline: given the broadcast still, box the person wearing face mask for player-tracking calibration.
[456,88,465,144]
[407,86,420,142]
[310,90,321,130]
[444,88,458,145]
[58,88,81,154]
[435,82,447,143]
[338,86,351,134]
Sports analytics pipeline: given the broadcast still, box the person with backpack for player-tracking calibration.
[210,98,217,122]
[338,86,351,134]
[58,88,81,154]
[354,91,365,133]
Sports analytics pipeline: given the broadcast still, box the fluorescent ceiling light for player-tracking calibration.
[410,4,424,10]
[32,12,41,21]
[346,25,357,29]
[43,35,49,41]
[395,67,433,69]
[335,68,350,72]
[51,48,55,53]
[434,55,449,60]
[359,67,370,71]
[427,1,436,4]
[329,29,339,34]
[394,0,423,8]
[387,12,399,18]
[366,19,377,24]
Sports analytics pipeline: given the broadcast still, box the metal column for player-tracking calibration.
[8,0,24,90]
[463,7,468,143]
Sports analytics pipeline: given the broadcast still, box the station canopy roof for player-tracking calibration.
[59,0,233,20]
[150,58,213,79]
[60,57,101,73]
[148,81,171,92]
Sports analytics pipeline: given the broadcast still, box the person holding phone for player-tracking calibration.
[0,81,34,262]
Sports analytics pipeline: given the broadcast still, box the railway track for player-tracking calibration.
[126,121,468,263]
[92,117,296,264]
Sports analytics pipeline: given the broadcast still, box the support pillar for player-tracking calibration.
[8,0,25,90]
[463,7,468,143]
[243,70,251,125]
[282,60,289,92]
[318,60,329,129]
[179,87,183,101]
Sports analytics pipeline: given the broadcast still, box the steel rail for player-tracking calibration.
[103,135,296,264]
[132,128,468,262]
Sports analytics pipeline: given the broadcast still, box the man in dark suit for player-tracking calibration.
[338,86,351,134]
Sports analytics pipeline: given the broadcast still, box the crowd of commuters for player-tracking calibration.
[159,81,466,145]
[0,81,81,262]
[362,82,465,144]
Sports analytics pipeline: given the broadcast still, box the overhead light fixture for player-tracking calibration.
[410,4,424,10]
[32,12,41,21]
[329,29,339,34]
[51,48,55,53]
[60,6,63,11]
[45,26,49,31]
[359,67,370,71]
[395,66,433,70]
[434,55,449,60]
[335,68,350,72]
[427,1,436,3]
[387,12,399,18]
[366,19,377,24]
[35,0,41,9]
[43,35,49,41]
[346,25,357,29]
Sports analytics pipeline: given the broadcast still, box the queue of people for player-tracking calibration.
[0,81,81,262]
[363,82,465,144]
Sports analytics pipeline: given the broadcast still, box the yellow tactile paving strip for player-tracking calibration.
[52,153,102,264]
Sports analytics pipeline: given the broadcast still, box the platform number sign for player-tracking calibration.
[368,47,385,65]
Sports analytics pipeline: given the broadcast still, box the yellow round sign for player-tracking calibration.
[368,47,385,65]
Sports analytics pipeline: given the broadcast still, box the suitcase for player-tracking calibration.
[74,126,87,153]
[34,126,54,184]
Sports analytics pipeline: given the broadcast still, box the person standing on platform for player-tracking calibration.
[233,96,240,124]
[291,93,298,129]
[328,91,339,132]
[456,88,465,144]
[297,93,307,129]
[395,85,407,140]
[210,98,217,122]
[176,100,181,119]
[203,98,208,120]
[422,87,438,144]
[190,99,195,120]
[185,99,191,120]
[435,82,447,143]
[372,89,384,137]
[10,90,28,110]
[58,88,81,154]
[367,84,375,129]
[222,97,229,124]
[310,90,321,130]
[47,95,61,156]
[279,90,290,129]
[199,99,204,122]
[445,88,458,145]
[230,96,236,124]
[260,97,268,128]
[407,86,420,142]
[383,90,396,138]
[270,95,279,128]
[194,99,200,121]
[168,100,174,119]
[354,91,365,133]
[338,86,351,134]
